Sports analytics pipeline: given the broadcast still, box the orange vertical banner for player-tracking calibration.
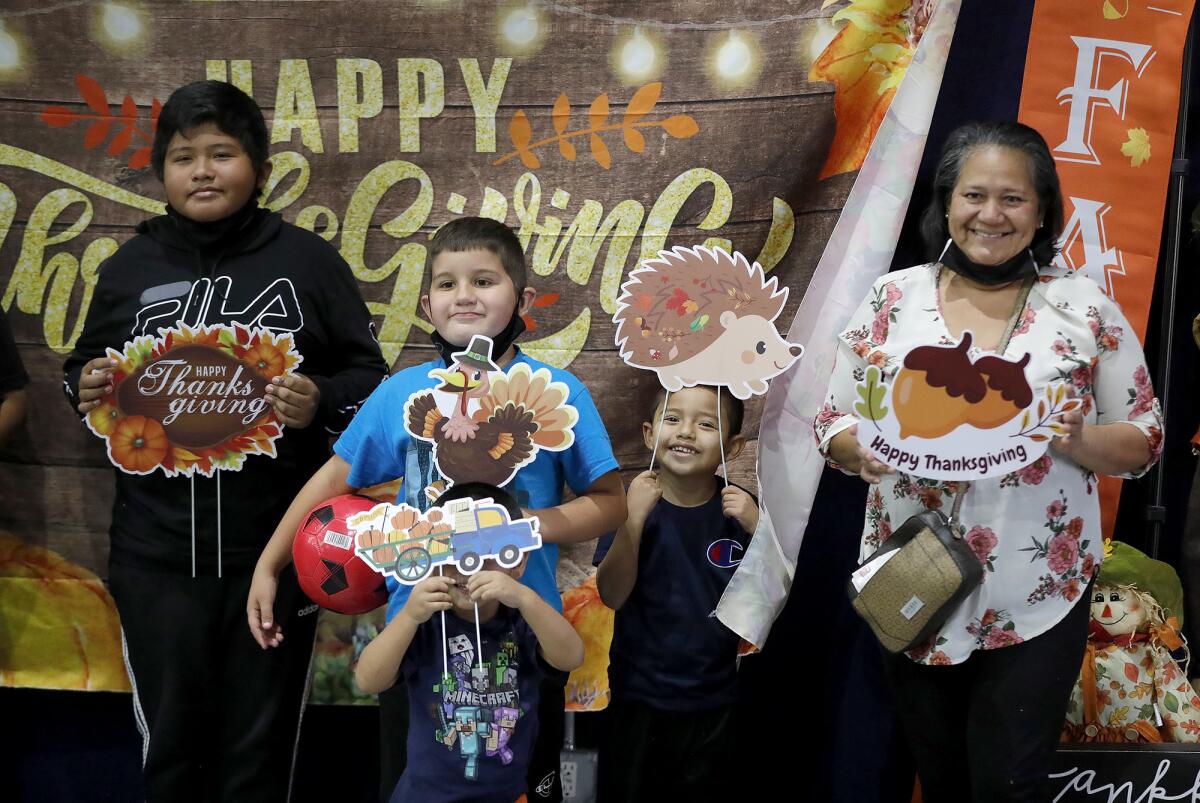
[1018,0,1193,537]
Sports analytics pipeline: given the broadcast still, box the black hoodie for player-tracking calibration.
[64,207,389,575]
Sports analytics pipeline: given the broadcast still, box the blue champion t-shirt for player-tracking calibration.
[389,606,545,803]
[333,348,619,620]
[593,487,752,712]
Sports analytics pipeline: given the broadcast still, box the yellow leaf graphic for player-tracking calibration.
[1103,0,1129,19]
[1121,128,1150,167]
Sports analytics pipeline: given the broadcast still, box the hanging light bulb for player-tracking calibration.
[91,2,148,55]
[707,30,761,89]
[0,24,21,72]
[613,26,664,84]
[808,18,841,65]
[102,3,141,42]
[496,4,544,54]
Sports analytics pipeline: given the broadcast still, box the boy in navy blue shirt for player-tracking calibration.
[355,483,584,803]
[249,217,624,800]
[594,385,758,802]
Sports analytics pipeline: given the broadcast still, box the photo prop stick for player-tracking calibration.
[612,245,804,476]
[84,323,299,477]
[349,496,542,586]
[853,332,1080,481]
[613,245,803,401]
[403,335,579,491]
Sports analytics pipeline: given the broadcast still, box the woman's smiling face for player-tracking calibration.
[947,145,1042,266]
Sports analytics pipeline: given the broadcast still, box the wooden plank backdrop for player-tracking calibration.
[0,0,856,587]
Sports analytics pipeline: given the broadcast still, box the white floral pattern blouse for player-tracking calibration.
[815,263,1163,665]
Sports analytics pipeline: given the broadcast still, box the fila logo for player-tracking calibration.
[134,276,304,337]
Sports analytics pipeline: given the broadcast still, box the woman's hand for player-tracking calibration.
[830,424,895,484]
[1050,406,1085,459]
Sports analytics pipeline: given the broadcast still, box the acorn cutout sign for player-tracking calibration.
[613,245,803,399]
[854,332,1079,480]
[85,324,299,477]
[403,335,579,492]
[348,496,542,585]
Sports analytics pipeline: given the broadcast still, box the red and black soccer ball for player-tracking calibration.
[293,494,387,615]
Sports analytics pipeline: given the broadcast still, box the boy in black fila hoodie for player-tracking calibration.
[62,80,388,803]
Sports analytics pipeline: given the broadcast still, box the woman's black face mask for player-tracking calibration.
[940,239,1038,286]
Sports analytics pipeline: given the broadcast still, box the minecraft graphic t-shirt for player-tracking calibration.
[389,606,545,803]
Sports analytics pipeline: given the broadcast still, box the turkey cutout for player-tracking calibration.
[347,496,542,585]
[853,331,1078,480]
[612,245,803,400]
[403,335,579,491]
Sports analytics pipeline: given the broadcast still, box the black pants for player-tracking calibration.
[880,593,1090,803]
[109,561,317,803]
[379,671,567,802]
[597,697,735,803]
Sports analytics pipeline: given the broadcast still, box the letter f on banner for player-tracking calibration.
[1055,36,1154,164]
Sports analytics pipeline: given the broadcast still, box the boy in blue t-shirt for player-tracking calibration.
[355,483,584,803]
[594,385,758,803]
[249,217,624,801]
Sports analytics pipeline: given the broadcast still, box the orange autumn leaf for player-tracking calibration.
[509,110,539,169]
[623,126,646,153]
[590,133,611,170]
[660,115,699,138]
[588,93,610,128]
[109,416,169,473]
[552,93,571,134]
[809,0,920,179]
[623,82,662,127]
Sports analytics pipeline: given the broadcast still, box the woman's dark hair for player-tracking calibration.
[920,121,1064,266]
[151,80,270,182]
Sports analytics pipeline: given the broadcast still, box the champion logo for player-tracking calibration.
[535,772,555,797]
[297,604,320,617]
[706,538,744,569]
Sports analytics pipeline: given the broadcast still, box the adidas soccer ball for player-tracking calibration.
[293,494,387,615]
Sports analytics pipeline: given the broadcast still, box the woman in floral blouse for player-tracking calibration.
[816,122,1162,802]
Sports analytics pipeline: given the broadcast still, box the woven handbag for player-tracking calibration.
[847,493,982,653]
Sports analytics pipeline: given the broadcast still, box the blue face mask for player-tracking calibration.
[939,238,1039,286]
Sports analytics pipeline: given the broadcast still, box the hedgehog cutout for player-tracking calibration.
[613,246,803,400]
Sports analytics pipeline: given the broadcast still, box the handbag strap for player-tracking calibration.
[942,273,1036,531]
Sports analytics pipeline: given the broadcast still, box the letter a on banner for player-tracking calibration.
[1017,0,1193,535]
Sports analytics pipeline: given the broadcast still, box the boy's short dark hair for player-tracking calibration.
[434,481,523,521]
[428,217,527,292]
[151,80,270,183]
[651,386,744,441]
